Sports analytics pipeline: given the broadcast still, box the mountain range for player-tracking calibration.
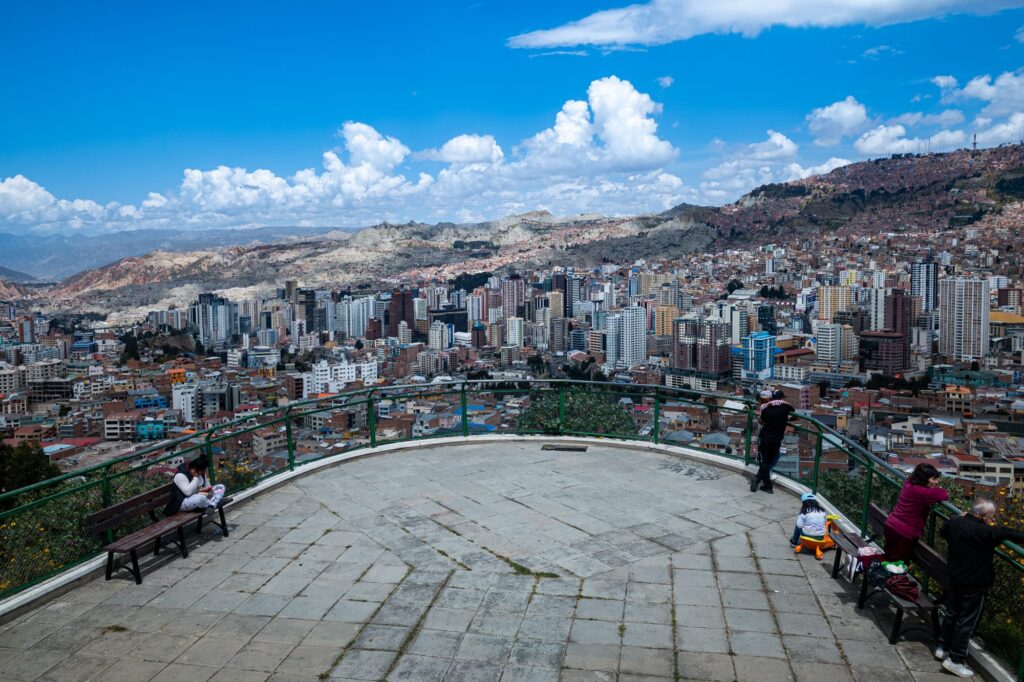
[13,144,1024,319]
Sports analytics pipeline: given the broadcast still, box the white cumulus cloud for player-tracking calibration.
[855,123,965,155]
[420,134,504,164]
[889,109,965,127]
[507,0,1023,48]
[656,75,674,88]
[807,96,869,147]
[955,69,1024,117]
[785,157,851,180]
[1,76,690,234]
[975,112,1024,145]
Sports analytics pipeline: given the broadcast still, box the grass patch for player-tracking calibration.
[103,624,128,634]
[618,623,626,637]
[481,546,560,579]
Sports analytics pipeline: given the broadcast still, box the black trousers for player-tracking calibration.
[753,436,782,490]
[939,588,986,664]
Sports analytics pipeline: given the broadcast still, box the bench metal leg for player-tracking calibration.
[196,514,203,534]
[857,572,871,609]
[129,549,142,585]
[832,548,843,579]
[105,552,114,580]
[177,526,188,558]
[889,605,904,644]
[153,536,161,556]
[218,506,229,537]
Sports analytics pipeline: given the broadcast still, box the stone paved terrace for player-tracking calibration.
[0,441,963,681]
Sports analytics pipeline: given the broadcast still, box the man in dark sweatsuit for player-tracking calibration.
[750,390,795,494]
[935,497,1024,678]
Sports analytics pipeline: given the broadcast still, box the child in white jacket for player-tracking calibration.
[790,493,828,546]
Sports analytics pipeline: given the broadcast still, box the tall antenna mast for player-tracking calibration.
[972,133,977,151]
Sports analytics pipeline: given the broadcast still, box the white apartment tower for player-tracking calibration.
[939,277,989,361]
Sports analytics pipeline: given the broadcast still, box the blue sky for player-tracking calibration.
[1,1,1024,234]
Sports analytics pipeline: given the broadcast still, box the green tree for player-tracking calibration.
[354,339,364,351]
[526,354,546,374]
[0,443,61,496]
[516,389,638,436]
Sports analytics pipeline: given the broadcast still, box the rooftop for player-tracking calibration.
[0,441,957,681]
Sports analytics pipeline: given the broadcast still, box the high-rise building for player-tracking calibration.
[816,323,858,363]
[189,293,239,347]
[605,306,646,369]
[471,321,488,348]
[818,286,852,323]
[467,293,486,323]
[549,318,569,353]
[500,275,526,320]
[505,316,524,348]
[428,321,448,350]
[939,277,990,361]
[740,332,775,382]
[757,304,777,335]
[654,305,679,337]
[884,288,913,370]
[547,291,564,320]
[672,319,732,378]
[397,320,412,345]
[868,287,889,331]
[387,288,416,337]
[859,331,906,375]
[911,261,939,312]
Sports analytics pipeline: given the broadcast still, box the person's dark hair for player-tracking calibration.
[189,456,210,473]
[801,499,825,515]
[908,463,940,486]
[772,390,786,400]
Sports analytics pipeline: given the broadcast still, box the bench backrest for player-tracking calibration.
[867,502,888,537]
[911,541,951,589]
[86,483,174,536]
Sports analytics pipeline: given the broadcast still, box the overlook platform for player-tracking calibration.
[0,441,954,681]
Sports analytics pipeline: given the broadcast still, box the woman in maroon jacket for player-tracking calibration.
[884,463,949,561]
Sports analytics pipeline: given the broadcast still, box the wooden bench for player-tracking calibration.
[86,483,232,585]
[830,523,873,580]
[855,502,950,644]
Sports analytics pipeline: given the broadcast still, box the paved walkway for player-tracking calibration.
[0,442,952,681]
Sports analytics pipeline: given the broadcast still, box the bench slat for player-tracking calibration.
[102,512,199,553]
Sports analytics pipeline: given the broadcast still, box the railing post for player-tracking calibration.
[205,430,217,485]
[285,408,295,472]
[368,391,377,448]
[460,383,469,437]
[101,467,113,543]
[861,463,874,539]
[558,386,566,435]
[743,406,754,467]
[652,387,660,444]
[812,428,823,494]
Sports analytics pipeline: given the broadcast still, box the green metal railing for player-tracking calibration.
[0,379,1021,678]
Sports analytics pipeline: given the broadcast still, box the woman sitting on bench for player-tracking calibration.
[164,456,226,515]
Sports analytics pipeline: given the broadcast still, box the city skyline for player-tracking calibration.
[2,1,1024,235]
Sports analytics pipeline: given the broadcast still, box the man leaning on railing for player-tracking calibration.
[935,497,1024,679]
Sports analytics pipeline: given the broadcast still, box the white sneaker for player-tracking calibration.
[942,659,975,678]
[933,646,946,661]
